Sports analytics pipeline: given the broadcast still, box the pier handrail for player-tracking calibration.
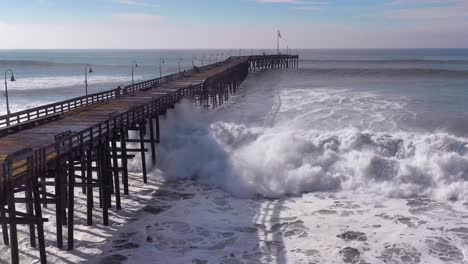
[0,58,229,129]
[40,82,205,167]
[0,82,205,177]
[0,55,296,129]
[0,58,249,165]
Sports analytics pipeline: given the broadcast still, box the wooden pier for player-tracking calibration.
[0,54,299,263]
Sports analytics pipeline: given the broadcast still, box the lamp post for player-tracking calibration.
[202,55,205,66]
[84,64,93,97]
[178,56,183,73]
[159,58,165,79]
[131,62,138,86]
[4,69,15,118]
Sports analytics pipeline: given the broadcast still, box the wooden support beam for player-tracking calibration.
[25,182,36,248]
[54,165,64,248]
[1,209,8,245]
[111,134,121,210]
[32,160,47,264]
[139,123,148,183]
[67,156,75,250]
[8,192,19,264]
[120,128,129,195]
[149,118,157,164]
[99,145,109,226]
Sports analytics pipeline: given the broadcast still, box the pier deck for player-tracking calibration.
[0,58,241,158]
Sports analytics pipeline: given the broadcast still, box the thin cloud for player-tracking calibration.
[257,0,327,11]
[257,0,327,5]
[293,6,322,10]
[113,13,162,24]
[389,6,468,20]
[386,0,468,20]
[386,0,448,5]
[117,0,158,7]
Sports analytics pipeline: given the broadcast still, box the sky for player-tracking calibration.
[0,0,467,49]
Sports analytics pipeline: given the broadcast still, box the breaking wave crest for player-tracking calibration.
[299,68,468,78]
[155,101,468,201]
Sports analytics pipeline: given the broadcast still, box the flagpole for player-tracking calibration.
[277,30,279,55]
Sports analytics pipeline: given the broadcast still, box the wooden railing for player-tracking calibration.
[40,83,204,164]
[247,54,299,60]
[0,58,228,129]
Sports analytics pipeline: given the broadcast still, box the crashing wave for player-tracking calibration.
[154,101,468,201]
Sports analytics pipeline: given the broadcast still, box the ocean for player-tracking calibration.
[0,49,467,263]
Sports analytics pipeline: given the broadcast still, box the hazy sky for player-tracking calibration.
[0,0,467,49]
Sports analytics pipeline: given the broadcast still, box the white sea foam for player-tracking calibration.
[155,100,468,201]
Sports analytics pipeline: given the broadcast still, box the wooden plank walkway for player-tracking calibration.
[0,54,299,264]
[0,57,248,161]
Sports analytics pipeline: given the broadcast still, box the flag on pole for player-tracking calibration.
[278,30,282,39]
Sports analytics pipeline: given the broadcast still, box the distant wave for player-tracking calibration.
[305,59,468,65]
[0,59,66,67]
[5,75,149,91]
[300,68,468,78]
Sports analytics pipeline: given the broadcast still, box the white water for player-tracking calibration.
[117,78,467,263]
[1,57,468,263]
[155,97,467,202]
[127,65,468,263]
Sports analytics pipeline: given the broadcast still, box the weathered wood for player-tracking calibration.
[86,150,93,226]
[149,118,157,164]
[1,149,47,263]
[139,123,147,183]
[120,128,129,195]
[67,155,75,250]
[111,134,121,210]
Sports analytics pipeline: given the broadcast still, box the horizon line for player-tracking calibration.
[0,48,467,51]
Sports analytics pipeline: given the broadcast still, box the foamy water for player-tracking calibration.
[105,98,467,263]
[0,50,467,263]
[135,54,468,263]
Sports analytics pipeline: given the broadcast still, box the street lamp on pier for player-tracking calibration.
[178,56,183,73]
[4,69,15,117]
[159,58,165,79]
[131,62,138,86]
[84,64,93,96]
